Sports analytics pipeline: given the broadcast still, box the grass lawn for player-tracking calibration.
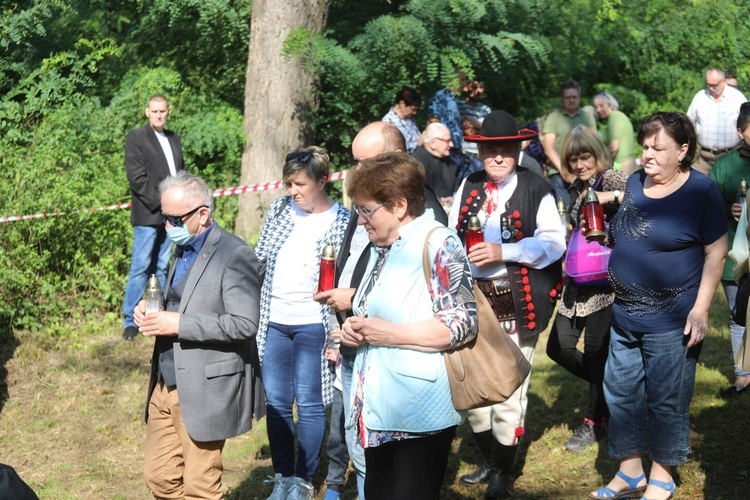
[0,290,748,499]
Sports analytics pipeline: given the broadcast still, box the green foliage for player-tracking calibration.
[524,0,750,122]
[0,96,131,330]
[285,0,550,170]
[0,0,250,330]
[1,36,120,143]
[175,94,245,231]
[3,0,750,333]
[0,1,66,92]
[1,56,243,331]
[120,0,252,107]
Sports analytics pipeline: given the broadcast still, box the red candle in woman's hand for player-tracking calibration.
[318,243,336,292]
[582,187,606,243]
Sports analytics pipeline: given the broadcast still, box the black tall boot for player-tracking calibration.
[484,442,520,499]
[460,430,495,485]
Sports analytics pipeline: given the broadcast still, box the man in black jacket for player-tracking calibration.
[122,95,185,340]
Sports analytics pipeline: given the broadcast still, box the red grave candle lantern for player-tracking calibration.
[582,187,606,243]
[318,242,336,292]
[466,215,484,251]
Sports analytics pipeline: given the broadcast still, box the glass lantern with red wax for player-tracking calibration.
[582,186,606,243]
[466,214,484,251]
[318,242,336,292]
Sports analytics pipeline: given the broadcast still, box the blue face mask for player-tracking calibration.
[166,212,198,246]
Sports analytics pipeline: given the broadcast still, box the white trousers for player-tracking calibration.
[466,333,539,446]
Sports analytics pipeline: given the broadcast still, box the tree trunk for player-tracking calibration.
[235,0,329,241]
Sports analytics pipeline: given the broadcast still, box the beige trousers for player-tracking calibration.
[144,381,225,500]
[466,333,539,446]
[693,145,736,177]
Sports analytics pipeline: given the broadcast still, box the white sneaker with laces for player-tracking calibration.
[288,476,314,500]
[264,473,293,500]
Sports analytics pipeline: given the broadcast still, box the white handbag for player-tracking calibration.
[728,202,749,284]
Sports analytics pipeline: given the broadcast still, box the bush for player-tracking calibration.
[0,67,244,331]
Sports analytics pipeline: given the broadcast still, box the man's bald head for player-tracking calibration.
[351,121,406,162]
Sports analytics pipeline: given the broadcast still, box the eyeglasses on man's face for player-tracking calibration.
[352,202,384,219]
[160,205,207,227]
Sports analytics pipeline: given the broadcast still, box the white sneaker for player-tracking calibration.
[264,473,293,500]
[287,476,314,500]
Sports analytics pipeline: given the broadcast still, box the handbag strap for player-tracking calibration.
[592,170,606,190]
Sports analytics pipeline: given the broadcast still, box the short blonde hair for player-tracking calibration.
[282,146,330,184]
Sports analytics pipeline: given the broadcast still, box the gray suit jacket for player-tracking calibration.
[145,224,262,442]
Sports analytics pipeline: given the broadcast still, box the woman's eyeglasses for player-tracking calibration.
[160,205,207,227]
[352,203,384,219]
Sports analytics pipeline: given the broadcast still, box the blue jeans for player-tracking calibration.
[122,225,172,328]
[604,324,701,465]
[262,322,327,481]
[722,280,750,378]
[341,351,366,499]
[325,387,348,488]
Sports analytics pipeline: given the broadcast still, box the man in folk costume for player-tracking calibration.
[448,110,566,499]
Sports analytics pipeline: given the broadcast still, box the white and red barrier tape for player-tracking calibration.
[0,170,348,223]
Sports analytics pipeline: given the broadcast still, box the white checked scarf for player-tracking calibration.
[254,196,350,406]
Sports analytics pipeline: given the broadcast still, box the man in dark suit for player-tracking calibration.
[123,94,185,340]
[134,171,261,499]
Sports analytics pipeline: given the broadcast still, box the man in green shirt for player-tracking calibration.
[594,92,636,173]
[709,130,750,396]
[542,80,597,205]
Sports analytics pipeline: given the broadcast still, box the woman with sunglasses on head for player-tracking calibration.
[709,102,750,397]
[590,112,727,500]
[255,146,350,500]
[340,152,478,499]
[546,126,628,452]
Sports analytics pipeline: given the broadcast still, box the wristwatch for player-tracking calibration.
[613,190,621,204]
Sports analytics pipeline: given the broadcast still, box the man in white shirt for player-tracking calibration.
[123,95,184,340]
[687,67,747,176]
